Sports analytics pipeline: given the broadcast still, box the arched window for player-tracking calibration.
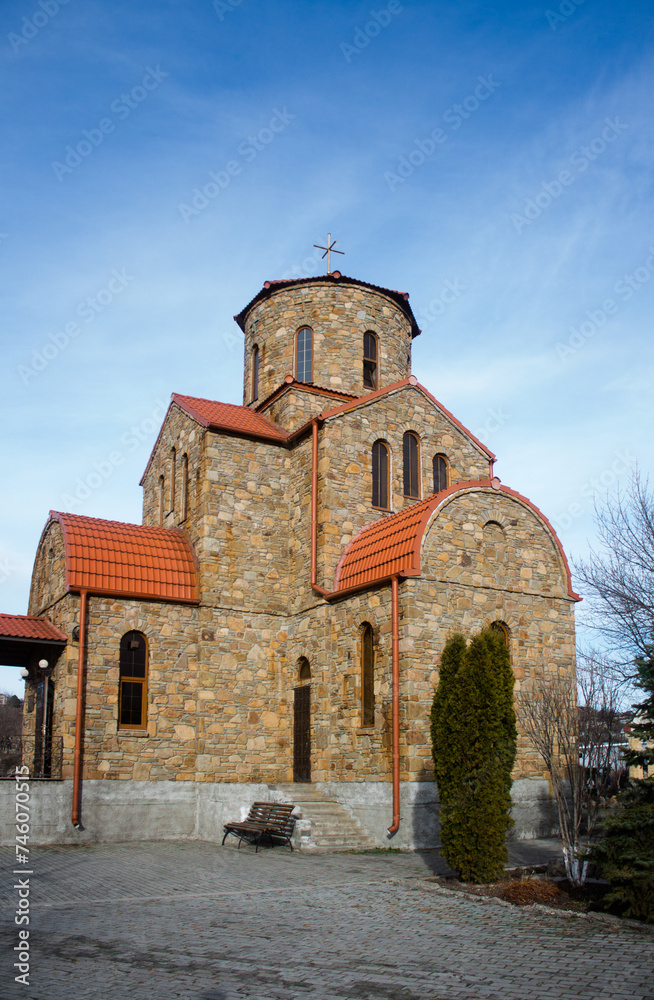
[118,631,148,729]
[181,453,189,521]
[361,624,374,727]
[363,331,378,390]
[158,475,165,525]
[252,345,260,401]
[372,440,390,509]
[403,432,420,499]
[490,621,510,644]
[298,657,311,680]
[170,447,176,513]
[296,327,313,382]
[433,453,448,493]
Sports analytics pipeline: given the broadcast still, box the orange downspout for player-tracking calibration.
[309,416,402,834]
[71,589,87,828]
[310,419,319,590]
[387,575,400,834]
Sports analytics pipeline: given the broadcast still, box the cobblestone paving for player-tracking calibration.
[2,841,653,1000]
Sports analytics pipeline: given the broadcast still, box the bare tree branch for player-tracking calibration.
[517,659,628,886]
[574,471,654,661]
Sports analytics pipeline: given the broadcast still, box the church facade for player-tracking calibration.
[0,272,578,847]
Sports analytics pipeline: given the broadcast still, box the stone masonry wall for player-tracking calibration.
[242,280,414,404]
[141,403,205,540]
[313,384,493,591]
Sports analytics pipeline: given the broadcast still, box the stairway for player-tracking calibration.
[269,783,378,852]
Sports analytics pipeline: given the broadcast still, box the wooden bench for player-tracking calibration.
[222,801,296,852]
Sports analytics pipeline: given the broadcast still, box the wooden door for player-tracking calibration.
[293,685,311,782]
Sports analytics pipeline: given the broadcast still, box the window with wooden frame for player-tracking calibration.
[403,431,420,499]
[490,620,510,645]
[363,331,378,390]
[372,440,390,510]
[118,631,148,729]
[158,475,165,524]
[252,344,260,401]
[170,447,176,513]
[361,623,375,727]
[180,453,189,521]
[296,327,313,382]
[298,657,311,680]
[433,453,448,493]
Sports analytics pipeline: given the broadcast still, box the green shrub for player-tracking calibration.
[586,642,654,922]
[430,628,517,883]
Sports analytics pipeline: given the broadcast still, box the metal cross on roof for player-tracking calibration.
[313,233,344,274]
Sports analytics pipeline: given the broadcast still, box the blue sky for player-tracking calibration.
[1,0,653,693]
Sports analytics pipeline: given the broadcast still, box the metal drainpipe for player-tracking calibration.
[309,415,402,833]
[71,589,87,829]
[310,419,318,589]
[387,575,401,835]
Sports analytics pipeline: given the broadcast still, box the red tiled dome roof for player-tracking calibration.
[50,512,198,603]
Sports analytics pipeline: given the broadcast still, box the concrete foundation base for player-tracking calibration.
[0,777,557,847]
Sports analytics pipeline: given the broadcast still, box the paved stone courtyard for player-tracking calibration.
[2,840,653,1000]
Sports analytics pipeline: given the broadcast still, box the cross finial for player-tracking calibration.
[313,233,344,274]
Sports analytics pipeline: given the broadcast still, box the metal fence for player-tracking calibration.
[0,736,63,779]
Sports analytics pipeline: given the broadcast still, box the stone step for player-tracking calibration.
[268,783,377,851]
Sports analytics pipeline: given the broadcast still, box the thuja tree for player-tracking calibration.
[586,642,654,921]
[430,628,517,883]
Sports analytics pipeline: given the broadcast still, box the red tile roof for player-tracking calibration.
[0,614,67,642]
[173,394,288,443]
[234,273,421,338]
[334,482,580,600]
[335,496,434,590]
[50,512,198,603]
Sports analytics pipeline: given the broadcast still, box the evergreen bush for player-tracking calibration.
[586,642,654,922]
[430,628,517,883]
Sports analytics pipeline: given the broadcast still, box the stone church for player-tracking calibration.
[0,270,578,848]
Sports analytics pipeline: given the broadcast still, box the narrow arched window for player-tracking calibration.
[158,475,165,525]
[252,345,260,401]
[296,327,313,382]
[490,620,510,644]
[118,631,148,729]
[298,657,311,680]
[403,432,420,499]
[361,624,374,727]
[433,453,448,493]
[363,331,378,390]
[170,447,176,513]
[372,440,390,510]
[181,453,189,521]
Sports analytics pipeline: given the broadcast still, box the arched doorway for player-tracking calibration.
[293,658,311,782]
